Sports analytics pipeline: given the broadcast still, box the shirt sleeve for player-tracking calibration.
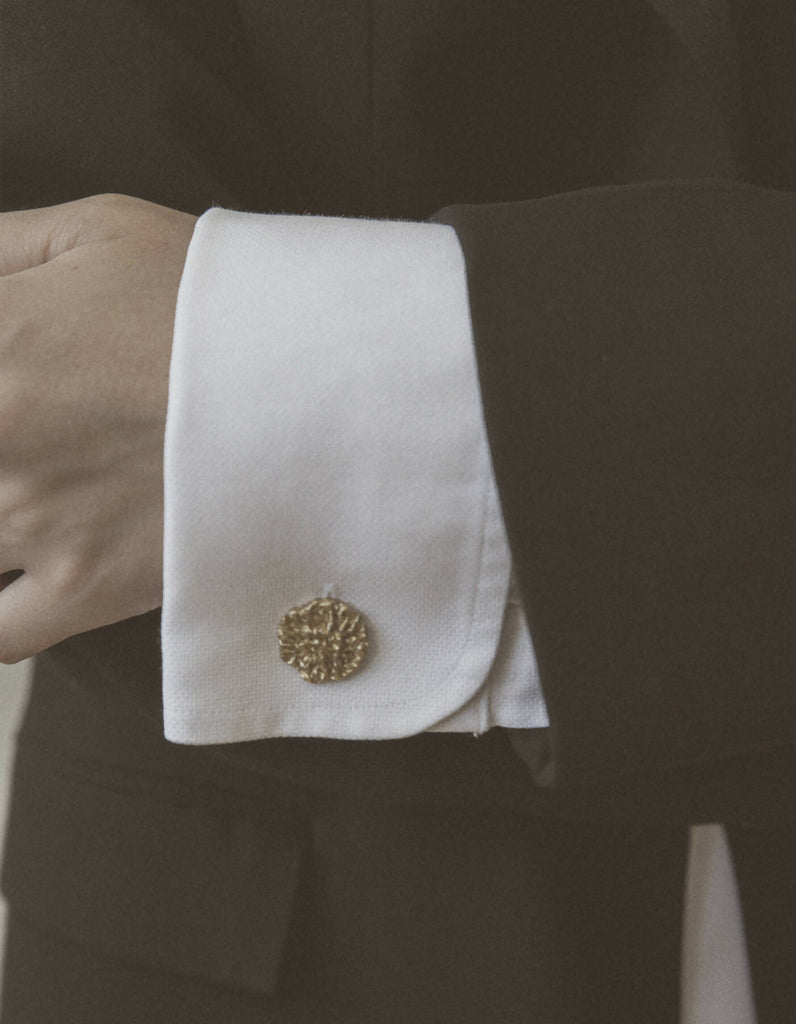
[161,208,545,744]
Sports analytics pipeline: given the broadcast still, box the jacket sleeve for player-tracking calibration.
[432,177,794,792]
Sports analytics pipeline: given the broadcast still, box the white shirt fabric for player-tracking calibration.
[681,825,756,1024]
[161,210,754,1024]
[162,209,547,745]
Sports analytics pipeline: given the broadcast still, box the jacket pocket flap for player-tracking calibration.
[1,751,306,995]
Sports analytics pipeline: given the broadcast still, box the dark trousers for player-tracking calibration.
[2,658,794,1023]
[1,784,688,1024]
[0,666,694,1024]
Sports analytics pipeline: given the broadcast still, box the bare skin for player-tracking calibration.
[0,194,197,662]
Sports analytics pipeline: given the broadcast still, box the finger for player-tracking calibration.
[0,571,81,663]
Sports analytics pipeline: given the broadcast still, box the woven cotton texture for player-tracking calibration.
[162,211,547,743]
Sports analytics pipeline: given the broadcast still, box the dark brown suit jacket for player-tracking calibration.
[2,0,790,821]
[0,2,793,1017]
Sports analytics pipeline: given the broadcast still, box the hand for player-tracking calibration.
[0,193,197,662]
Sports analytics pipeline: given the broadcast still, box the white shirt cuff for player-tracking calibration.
[162,210,515,743]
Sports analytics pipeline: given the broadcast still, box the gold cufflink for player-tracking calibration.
[278,597,368,683]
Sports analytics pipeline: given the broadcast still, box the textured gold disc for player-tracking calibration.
[278,597,368,683]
